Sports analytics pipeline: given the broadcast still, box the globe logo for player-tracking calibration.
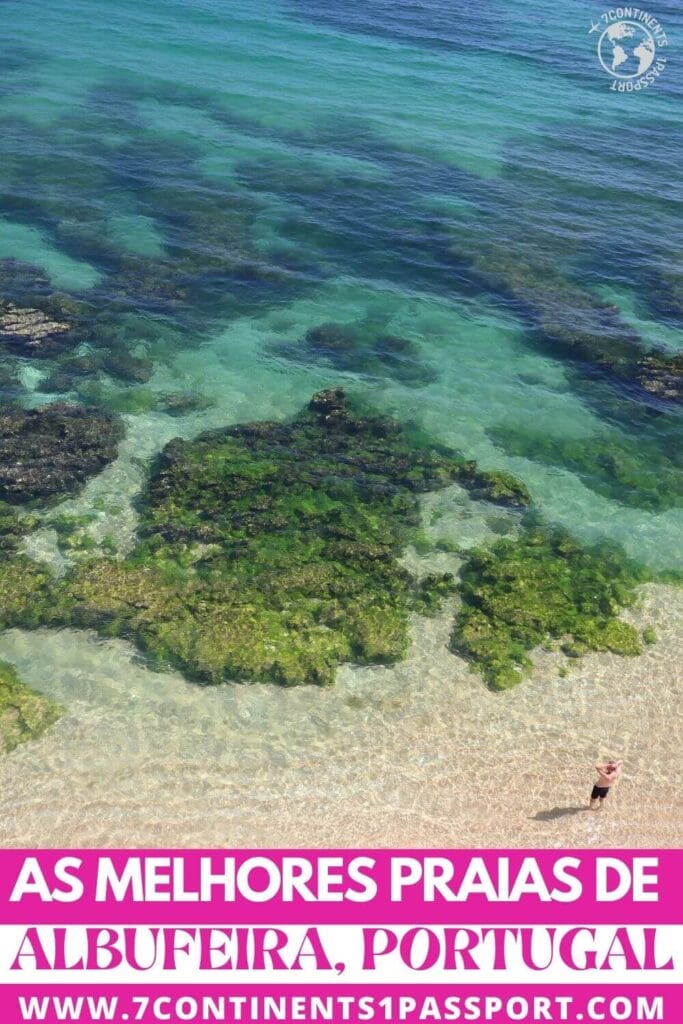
[597,21,656,79]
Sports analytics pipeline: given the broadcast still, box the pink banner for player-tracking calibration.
[1,851,681,1022]
[0,850,678,924]
[0,984,677,1023]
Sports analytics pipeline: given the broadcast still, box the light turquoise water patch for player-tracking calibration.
[0,58,101,128]
[106,214,166,258]
[135,99,227,147]
[0,0,681,857]
[596,284,683,355]
[201,135,387,189]
[0,0,681,573]
[0,218,102,290]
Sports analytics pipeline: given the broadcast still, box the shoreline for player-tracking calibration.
[0,581,680,849]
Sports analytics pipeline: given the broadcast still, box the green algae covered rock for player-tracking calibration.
[454,464,531,509]
[0,557,55,631]
[52,389,468,685]
[0,501,39,554]
[451,523,649,690]
[0,503,56,630]
[0,659,61,754]
[0,388,652,693]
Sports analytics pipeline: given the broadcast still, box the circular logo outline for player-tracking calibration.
[597,20,656,80]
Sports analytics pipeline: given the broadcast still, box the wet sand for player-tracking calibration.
[0,582,680,849]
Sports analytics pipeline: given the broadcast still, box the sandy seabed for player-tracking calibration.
[0,583,680,849]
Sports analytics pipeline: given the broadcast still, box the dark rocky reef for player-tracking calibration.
[160,392,214,417]
[0,300,75,358]
[36,355,103,394]
[643,267,683,326]
[36,348,156,400]
[100,349,154,385]
[451,522,649,690]
[0,264,161,392]
[0,259,72,310]
[636,351,683,402]
[0,361,21,403]
[99,179,307,321]
[0,403,124,503]
[273,321,438,387]
[463,250,683,403]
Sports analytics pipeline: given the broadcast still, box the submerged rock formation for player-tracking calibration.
[451,523,649,690]
[452,464,530,510]
[0,659,61,754]
[0,389,528,688]
[637,351,683,402]
[462,250,683,404]
[273,321,438,387]
[0,390,652,695]
[0,300,74,357]
[489,424,683,512]
[48,388,465,685]
[643,267,683,325]
[0,403,124,503]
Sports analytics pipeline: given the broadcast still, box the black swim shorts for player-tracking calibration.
[591,785,610,800]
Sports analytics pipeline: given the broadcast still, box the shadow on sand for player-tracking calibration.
[532,805,590,822]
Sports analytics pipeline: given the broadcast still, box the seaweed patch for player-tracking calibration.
[0,391,657,695]
[0,659,61,754]
[47,388,465,686]
[489,425,683,512]
[451,521,650,690]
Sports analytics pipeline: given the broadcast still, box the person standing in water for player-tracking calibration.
[590,759,623,809]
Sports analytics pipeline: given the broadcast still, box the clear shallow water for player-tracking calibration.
[0,584,681,847]
[0,0,682,843]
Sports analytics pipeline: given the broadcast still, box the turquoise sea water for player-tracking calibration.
[1,0,682,570]
[0,0,682,849]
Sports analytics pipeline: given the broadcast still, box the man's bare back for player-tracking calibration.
[590,759,623,808]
